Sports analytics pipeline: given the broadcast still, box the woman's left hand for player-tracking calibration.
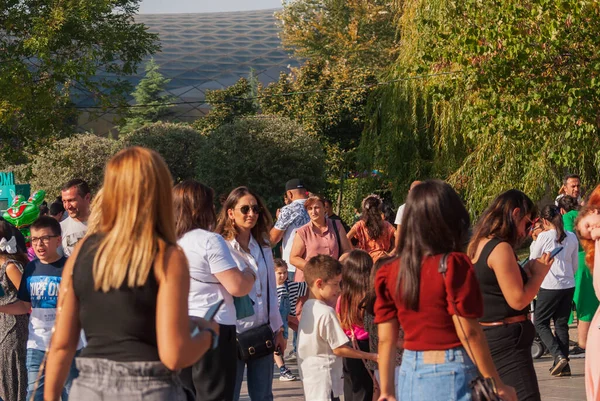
[274,329,286,354]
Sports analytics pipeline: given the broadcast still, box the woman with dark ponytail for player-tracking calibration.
[529,204,579,377]
[347,195,395,262]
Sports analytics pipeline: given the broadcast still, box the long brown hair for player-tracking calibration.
[339,250,373,330]
[93,147,177,292]
[215,186,273,247]
[361,194,384,239]
[173,180,217,238]
[467,189,536,258]
[397,180,470,311]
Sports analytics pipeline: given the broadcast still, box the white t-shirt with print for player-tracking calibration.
[298,298,349,401]
[394,204,406,225]
[178,229,239,326]
[60,217,88,257]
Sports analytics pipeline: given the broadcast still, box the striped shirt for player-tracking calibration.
[276,281,308,317]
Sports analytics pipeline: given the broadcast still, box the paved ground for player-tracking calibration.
[239,346,588,401]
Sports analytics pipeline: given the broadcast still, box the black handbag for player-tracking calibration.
[439,254,502,401]
[236,246,276,361]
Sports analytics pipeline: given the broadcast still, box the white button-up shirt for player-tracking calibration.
[227,236,283,334]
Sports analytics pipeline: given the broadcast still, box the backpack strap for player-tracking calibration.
[331,219,342,257]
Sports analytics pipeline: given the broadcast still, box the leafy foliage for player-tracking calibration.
[23,134,123,197]
[0,0,159,163]
[361,0,600,214]
[193,77,260,133]
[120,59,175,132]
[195,117,326,211]
[121,122,204,183]
[277,0,401,70]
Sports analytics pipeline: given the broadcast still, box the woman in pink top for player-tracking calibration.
[347,195,395,262]
[290,195,352,281]
[290,195,352,318]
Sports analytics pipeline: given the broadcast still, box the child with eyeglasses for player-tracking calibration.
[0,216,83,401]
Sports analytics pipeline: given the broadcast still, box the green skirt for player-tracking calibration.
[570,251,600,323]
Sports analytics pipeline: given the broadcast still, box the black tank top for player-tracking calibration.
[73,234,160,362]
[473,238,529,323]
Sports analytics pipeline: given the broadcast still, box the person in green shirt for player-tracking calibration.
[559,195,599,355]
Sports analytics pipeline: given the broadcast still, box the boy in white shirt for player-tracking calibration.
[297,255,377,401]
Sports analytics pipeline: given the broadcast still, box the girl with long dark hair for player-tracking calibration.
[375,180,516,401]
[347,195,395,262]
[468,190,554,401]
[216,186,284,401]
[529,204,578,376]
[174,180,256,401]
[337,250,375,401]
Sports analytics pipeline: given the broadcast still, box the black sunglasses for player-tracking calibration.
[237,205,262,215]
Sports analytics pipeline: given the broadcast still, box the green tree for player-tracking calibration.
[24,134,123,197]
[121,122,204,182]
[361,0,600,214]
[193,76,259,133]
[120,59,174,132]
[195,117,326,211]
[0,0,159,163]
[277,0,401,71]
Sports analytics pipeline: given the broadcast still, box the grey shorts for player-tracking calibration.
[69,357,192,401]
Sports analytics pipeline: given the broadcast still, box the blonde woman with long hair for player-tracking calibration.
[44,147,218,401]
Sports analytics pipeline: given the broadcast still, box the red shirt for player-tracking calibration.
[374,252,483,351]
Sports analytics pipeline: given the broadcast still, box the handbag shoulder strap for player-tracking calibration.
[331,219,342,257]
[258,245,270,321]
[438,253,482,375]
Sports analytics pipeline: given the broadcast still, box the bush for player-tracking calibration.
[25,134,123,197]
[196,117,326,211]
[121,122,205,183]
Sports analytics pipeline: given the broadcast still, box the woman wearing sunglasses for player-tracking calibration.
[216,187,284,401]
[467,190,554,401]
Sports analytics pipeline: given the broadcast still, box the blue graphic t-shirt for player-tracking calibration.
[17,257,83,351]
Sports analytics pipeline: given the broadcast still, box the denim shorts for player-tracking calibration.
[69,358,192,401]
[397,347,478,401]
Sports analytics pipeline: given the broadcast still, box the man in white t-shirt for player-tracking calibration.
[270,179,310,280]
[60,179,91,257]
[392,180,422,254]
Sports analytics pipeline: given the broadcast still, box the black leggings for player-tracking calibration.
[180,324,238,401]
[483,320,541,401]
[343,339,373,401]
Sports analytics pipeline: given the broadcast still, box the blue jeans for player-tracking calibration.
[398,347,477,401]
[233,353,274,401]
[26,348,79,401]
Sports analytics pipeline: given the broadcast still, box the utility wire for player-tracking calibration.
[73,70,463,110]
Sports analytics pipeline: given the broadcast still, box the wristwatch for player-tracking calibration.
[202,328,219,350]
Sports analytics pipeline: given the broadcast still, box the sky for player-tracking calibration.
[139,0,283,14]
